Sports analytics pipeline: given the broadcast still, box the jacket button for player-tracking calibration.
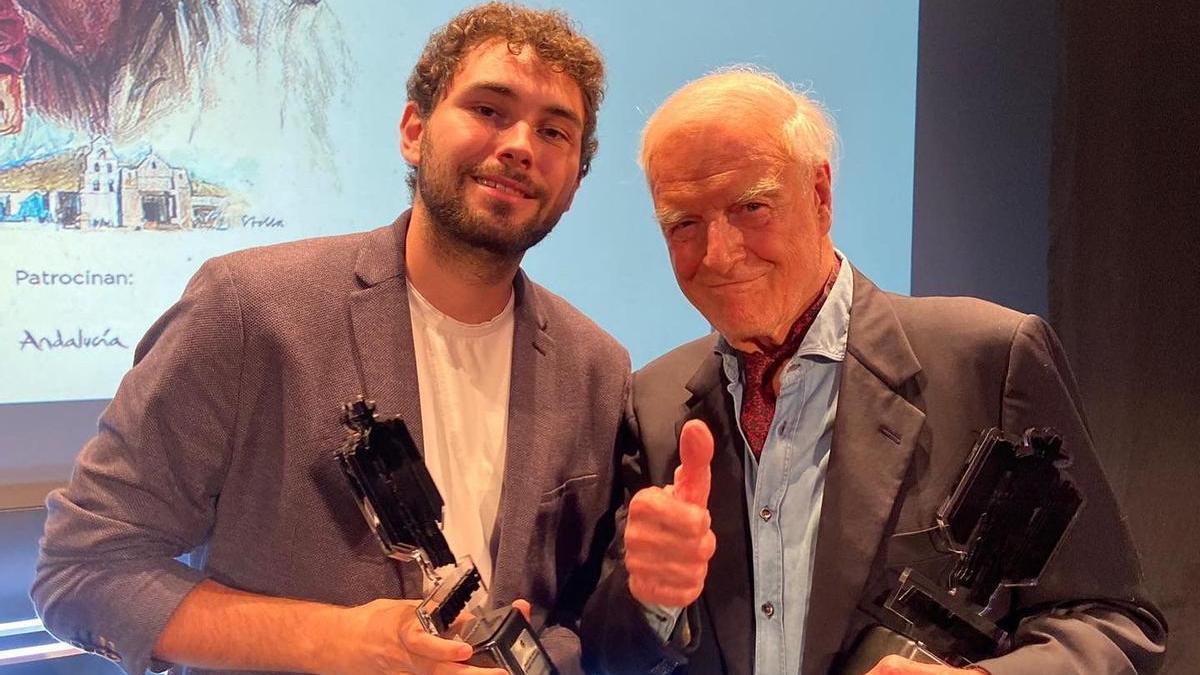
[761,602,775,618]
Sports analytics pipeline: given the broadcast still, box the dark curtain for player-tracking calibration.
[1048,1,1200,671]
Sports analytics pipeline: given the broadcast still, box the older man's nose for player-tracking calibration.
[701,217,743,274]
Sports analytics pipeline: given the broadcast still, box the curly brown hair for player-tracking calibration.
[406,2,605,187]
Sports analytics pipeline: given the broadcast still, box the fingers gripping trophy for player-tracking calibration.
[335,397,557,675]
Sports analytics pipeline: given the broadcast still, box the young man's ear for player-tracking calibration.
[399,101,424,166]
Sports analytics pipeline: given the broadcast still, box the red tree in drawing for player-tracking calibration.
[0,0,29,134]
[0,1,345,143]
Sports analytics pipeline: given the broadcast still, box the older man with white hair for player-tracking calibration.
[580,69,1165,675]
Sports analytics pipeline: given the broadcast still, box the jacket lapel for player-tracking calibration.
[681,351,756,675]
[801,270,926,674]
[347,213,424,449]
[489,272,558,610]
[346,212,426,594]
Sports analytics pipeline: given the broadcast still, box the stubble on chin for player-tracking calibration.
[414,124,566,258]
[418,171,556,260]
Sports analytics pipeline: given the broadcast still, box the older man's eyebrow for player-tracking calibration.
[467,82,583,129]
[655,205,690,227]
[735,175,784,204]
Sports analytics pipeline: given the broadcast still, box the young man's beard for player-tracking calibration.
[416,147,562,260]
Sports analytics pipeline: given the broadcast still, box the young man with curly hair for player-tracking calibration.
[32,5,627,675]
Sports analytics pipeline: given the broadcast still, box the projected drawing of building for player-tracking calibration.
[79,139,194,230]
[0,138,226,231]
[79,140,121,229]
[119,150,195,231]
[0,152,77,226]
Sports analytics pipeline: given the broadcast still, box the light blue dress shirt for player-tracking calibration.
[641,256,853,675]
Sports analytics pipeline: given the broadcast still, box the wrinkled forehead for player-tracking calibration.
[645,119,790,191]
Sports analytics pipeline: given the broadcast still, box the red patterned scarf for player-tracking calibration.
[737,259,841,458]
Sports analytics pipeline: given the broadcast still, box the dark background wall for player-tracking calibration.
[1048,1,1200,671]
[913,1,1200,672]
[912,0,1056,317]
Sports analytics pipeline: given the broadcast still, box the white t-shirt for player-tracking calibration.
[407,280,514,588]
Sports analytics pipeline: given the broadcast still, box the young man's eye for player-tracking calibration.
[474,105,498,117]
[540,127,569,142]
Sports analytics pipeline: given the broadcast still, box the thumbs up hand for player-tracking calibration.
[624,419,718,608]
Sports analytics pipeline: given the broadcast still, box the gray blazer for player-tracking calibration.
[32,214,630,675]
[581,268,1166,674]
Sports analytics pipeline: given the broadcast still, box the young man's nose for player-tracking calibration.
[496,121,535,170]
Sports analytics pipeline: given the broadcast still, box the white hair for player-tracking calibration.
[640,65,840,178]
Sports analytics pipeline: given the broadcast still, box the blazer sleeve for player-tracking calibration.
[976,315,1167,674]
[31,258,245,675]
[580,381,697,675]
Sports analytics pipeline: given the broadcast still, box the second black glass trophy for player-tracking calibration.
[839,427,1084,673]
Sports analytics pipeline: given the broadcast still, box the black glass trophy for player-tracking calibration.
[335,397,558,675]
[839,427,1084,673]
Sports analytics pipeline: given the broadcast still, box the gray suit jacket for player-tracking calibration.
[581,269,1166,674]
[33,214,630,675]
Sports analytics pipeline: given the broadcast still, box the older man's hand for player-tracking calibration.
[864,655,990,675]
[624,419,718,608]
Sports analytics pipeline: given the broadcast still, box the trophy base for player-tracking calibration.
[836,625,946,675]
[463,606,558,675]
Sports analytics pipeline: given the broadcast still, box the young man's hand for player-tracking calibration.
[317,597,537,675]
